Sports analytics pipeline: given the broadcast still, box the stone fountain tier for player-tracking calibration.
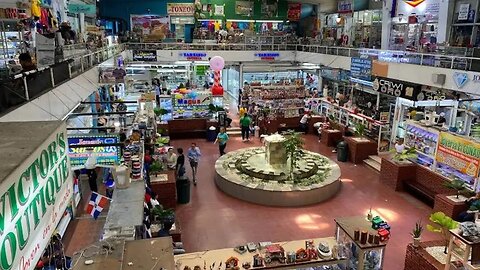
[215,147,341,207]
[264,133,287,168]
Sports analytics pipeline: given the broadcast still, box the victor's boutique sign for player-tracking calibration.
[0,125,72,270]
[372,77,422,100]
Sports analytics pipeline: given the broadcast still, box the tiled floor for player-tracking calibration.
[63,134,440,270]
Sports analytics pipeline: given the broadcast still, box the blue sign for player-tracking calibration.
[255,53,280,60]
[179,52,207,60]
[68,134,121,167]
[453,72,469,88]
[351,57,372,81]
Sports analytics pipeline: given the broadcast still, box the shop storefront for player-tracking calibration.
[167,3,195,42]
[0,121,74,270]
[450,0,480,47]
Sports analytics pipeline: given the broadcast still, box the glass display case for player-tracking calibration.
[158,95,173,122]
[404,121,439,168]
[335,216,387,270]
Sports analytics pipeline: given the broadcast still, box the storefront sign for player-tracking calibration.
[179,52,207,61]
[473,74,480,82]
[0,127,72,270]
[458,3,470,20]
[338,0,352,13]
[254,52,280,61]
[396,0,439,16]
[132,50,157,62]
[372,77,421,100]
[436,132,480,177]
[350,57,372,81]
[287,3,301,21]
[67,134,121,167]
[453,72,469,88]
[67,3,96,15]
[167,3,195,16]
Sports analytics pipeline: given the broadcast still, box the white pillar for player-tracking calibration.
[437,0,454,44]
[381,0,394,50]
[79,13,85,41]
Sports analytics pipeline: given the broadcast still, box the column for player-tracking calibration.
[79,13,85,42]
[437,0,454,44]
[381,0,394,50]
[239,63,244,88]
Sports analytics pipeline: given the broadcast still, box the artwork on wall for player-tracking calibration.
[214,4,225,16]
[261,0,278,17]
[236,0,254,16]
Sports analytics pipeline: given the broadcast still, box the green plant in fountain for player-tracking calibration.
[427,212,458,254]
[283,131,305,181]
[444,179,466,199]
[391,147,417,162]
[354,122,367,137]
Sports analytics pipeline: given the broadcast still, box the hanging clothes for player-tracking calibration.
[31,0,41,18]
[214,20,220,31]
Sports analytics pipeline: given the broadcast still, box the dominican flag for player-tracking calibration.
[86,192,109,219]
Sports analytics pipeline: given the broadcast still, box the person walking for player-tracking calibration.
[240,113,252,141]
[187,143,202,185]
[214,127,229,156]
[175,148,186,178]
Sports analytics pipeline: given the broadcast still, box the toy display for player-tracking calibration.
[252,254,263,267]
[295,248,308,262]
[263,244,286,264]
[246,242,257,252]
[318,243,332,258]
[234,246,247,254]
[306,240,318,260]
[225,257,239,270]
[286,251,296,263]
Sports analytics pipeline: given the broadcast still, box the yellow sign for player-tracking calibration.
[436,132,480,177]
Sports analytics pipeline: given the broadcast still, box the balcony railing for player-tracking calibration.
[126,42,480,72]
[0,44,124,116]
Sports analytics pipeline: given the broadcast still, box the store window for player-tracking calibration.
[450,0,480,46]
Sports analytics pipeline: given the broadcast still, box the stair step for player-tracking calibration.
[227,131,242,136]
[368,155,382,164]
[227,127,241,132]
[364,159,381,172]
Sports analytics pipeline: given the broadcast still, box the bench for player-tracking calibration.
[404,180,435,207]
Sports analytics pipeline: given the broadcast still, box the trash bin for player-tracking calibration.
[337,141,348,162]
[206,126,217,142]
[176,177,191,204]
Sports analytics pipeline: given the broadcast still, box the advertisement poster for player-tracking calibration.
[436,132,480,177]
[133,50,158,61]
[458,3,470,20]
[261,1,278,17]
[131,15,170,35]
[350,57,372,81]
[235,1,254,16]
[68,134,121,166]
[287,3,301,21]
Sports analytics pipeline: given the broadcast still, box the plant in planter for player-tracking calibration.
[283,131,304,181]
[391,147,417,163]
[154,107,169,117]
[354,122,367,137]
[149,160,165,177]
[411,220,423,247]
[427,212,458,254]
[444,179,466,199]
[151,205,175,224]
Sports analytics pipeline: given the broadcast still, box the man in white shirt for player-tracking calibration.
[85,148,98,192]
[299,113,311,133]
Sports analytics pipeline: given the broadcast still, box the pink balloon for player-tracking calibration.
[209,56,225,71]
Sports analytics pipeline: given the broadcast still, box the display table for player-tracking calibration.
[343,137,378,164]
[404,241,445,270]
[150,172,176,209]
[321,129,343,147]
[445,228,480,269]
[167,118,209,139]
[433,194,468,220]
[174,237,346,270]
[335,216,388,270]
[379,157,416,191]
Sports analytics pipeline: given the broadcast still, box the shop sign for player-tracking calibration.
[179,52,207,61]
[436,132,480,177]
[458,4,470,20]
[67,3,96,15]
[372,77,421,100]
[67,134,121,167]
[254,52,280,61]
[287,3,301,21]
[0,127,72,270]
[453,72,469,88]
[167,3,195,16]
[132,50,157,62]
[350,57,372,81]
[338,0,352,13]
[173,92,211,107]
[473,74,480,82]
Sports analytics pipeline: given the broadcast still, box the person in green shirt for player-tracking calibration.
[239,114,252,141]
[214,127,229,156]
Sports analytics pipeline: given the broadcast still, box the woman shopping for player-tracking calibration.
[214,127,229,156]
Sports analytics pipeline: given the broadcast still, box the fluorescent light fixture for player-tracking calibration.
[227,19,254,22]
[174,61,192,65]
[256,20,284,23]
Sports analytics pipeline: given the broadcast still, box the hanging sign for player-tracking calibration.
[372,77,421,100]
[167,3,195,16]
[458,3,470,20]
[0,126,72,270]
[68,134,121,167]
[436,132,480,177]
[350,57,372,81]
[67,3,96,15]
[338,0,352,13]
[132,50,157,61]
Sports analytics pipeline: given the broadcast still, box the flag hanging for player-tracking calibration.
[86,192,109,219]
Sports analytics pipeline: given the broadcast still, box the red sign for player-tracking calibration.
[287,3,301,21]
[167,3,195,16]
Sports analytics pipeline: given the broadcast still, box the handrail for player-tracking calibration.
[125,42,479,71]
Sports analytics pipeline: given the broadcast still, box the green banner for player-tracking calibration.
[68,3,96,15]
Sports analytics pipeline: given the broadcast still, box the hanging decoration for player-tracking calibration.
[209,56,225,96]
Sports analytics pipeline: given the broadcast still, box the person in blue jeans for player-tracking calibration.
[214,127,229,156]
[187,142,202,185]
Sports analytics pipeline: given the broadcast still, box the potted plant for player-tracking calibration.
[411,221,423,247]
[149,160,165,177]
[444,179,466,199]
[354,122,367,137]
[391,147,417,163]
[283,131,304,181]
[427,211,458,254]
[151,205,175,224]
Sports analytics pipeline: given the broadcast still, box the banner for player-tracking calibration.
[167,3,195,16]
[68,134,121,167]
[132,50,157,61]
[287,3,301,21]
[350,57,372,81]
[436,132,480,177]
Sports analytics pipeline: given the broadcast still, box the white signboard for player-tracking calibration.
[166,3,195,16]
[0,123,72,270]
[458,3,470,20]
[36,33,55,67]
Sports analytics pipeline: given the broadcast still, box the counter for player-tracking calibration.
[321,129,343,147]
[150,171,177,209]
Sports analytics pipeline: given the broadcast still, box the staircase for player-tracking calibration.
[226,126,242,137]
[364,155,381,172]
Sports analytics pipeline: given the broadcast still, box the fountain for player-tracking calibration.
[214,134,341,207]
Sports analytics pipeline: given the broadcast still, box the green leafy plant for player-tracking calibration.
[427,212,458,253]
[151,205,175,223]
[444,179,466,199]
[208,104,224,113]
[149,160,165,176]
[354,122,367,137]
[411,221,423,238]
[155,136,170,146]
[283,131,304,181]
[154,107,169,116]
[391,147,417,162]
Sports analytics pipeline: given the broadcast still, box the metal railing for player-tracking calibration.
[0,44,124,116]
[126,42,480,72]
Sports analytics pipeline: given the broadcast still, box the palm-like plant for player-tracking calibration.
[426,212,458,253]
[354,122,367,137]
[444,179,466,199]
[411,221,423,238]
[283,131,304,181]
